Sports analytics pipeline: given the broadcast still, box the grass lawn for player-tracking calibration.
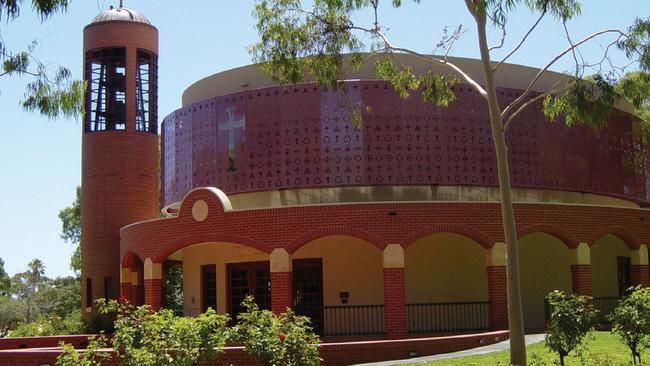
[418,332,644,365]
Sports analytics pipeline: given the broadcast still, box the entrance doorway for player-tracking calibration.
[617,256,631,296]
[293,259,323,333]
[228,262,271,318]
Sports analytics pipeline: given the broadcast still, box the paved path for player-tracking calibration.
[353,334,546,365]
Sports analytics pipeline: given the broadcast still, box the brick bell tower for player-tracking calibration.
[81,3,159,318]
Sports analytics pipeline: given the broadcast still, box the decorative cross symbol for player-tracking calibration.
[219,107,246,172]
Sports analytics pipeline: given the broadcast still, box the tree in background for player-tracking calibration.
[0,258,10,297]
[250,1,649,364]
[0,0,84,118]
[58,186,81,274]
[164,265,184,316]
[2,259,82,337]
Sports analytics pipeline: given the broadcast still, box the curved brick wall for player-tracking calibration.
[161,80,649,207]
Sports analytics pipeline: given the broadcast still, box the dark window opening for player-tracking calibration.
[104,277,114,300]
[617,256,632,297]
[202,265,217,313]
[136,50,158,134]
[85,48,127,132]
[86,278,93,308]
[293,259,323,333]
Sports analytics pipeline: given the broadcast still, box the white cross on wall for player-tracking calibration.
[219,106,246,171]
[219,107,246,152]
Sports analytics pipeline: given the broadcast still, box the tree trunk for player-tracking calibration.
[467,2,527,365]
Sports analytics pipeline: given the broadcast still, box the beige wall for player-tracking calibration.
[591,235,630,297]
[405,233,488,303]
[293,235,384,306]
[519,233,572,330]
[181,242,269,316]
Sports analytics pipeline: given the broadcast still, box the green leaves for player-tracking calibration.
[375,57,458,106]
[232,296,322,366]
[542,75,617,127]
[608,286,650,365]
[618,17,650,72]
[544,290,596,366]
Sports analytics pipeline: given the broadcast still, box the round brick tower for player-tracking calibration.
[81,4,159,318]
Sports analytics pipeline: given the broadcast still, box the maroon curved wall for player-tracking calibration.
[161,80,649,207]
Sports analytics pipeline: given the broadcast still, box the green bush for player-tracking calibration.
[232,296,321,366]
[544,290,596,366]
[56,335,110,366]
[57,299,229,366]
[9,310,83,337]
[608,286,650,365]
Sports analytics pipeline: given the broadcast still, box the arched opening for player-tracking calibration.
[167,242,270,318]
[405,233,489,333]
[131,255,145,307]
[591,234,633,320]
[293,235,383,336]
[518,232,572,331]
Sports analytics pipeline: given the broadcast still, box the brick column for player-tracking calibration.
[383,244,406,339]
[571,243,592,296]
[270,248,293,314]
[144,258,163,311]
[486,242,507,330]
[631,244,649,287]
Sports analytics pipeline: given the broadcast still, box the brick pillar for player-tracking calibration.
[144,279,163,310]
[383,244,406,338]
[144,258,163,311]
[486,242,507,330]
[571,265,592,296]
[270,249,293,314]
[631,244,650,287]
[571,243,592,296]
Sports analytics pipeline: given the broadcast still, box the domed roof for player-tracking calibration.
[91,5,150,25]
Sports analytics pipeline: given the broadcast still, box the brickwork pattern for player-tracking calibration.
[270,271,293,314]
[383,268,406,338]
[632,264,650,287]
[144,279,163,310]
[487,265,508,330]
[571,264,593,296]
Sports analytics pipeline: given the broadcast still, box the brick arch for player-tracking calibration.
[517,224,580,249]
[177,187,233,220]
[402,224,493,249]
[588,226,640,249]
[287,226,388,253]
[121,251,144,269]
[153,233,273,263]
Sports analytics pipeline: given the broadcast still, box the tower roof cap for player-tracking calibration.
[91,5,150,25]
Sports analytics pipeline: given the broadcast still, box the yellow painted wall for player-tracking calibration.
[405,233,488,303]
[293,235,384,306]
[591,235,630,297]
[181,242,268,316]
[519,233,572,330]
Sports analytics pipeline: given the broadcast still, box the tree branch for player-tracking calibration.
[494,12,546,72]
[501,28,627,120]
[349,25,487,97]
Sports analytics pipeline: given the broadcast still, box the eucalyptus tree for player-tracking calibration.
[249,1,650,364]
[1,0,84,118]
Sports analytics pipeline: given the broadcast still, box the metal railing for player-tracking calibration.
[407,301,491,333]
[323,305,385,336]
[593,296,620,323]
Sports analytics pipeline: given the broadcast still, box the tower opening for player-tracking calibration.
[85,47,127,132]
[136,49,158,134]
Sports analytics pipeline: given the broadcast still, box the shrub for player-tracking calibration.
[9,310,83,337]
[544,290,596,366]
[56,335,110,366]
[232,296,321,366]
[57,299,229,366]
[608,286,650,365]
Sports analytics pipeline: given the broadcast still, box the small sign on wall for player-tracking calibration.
[339,291,349,304]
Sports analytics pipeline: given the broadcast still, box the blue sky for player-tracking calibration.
[0,1,648,278]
